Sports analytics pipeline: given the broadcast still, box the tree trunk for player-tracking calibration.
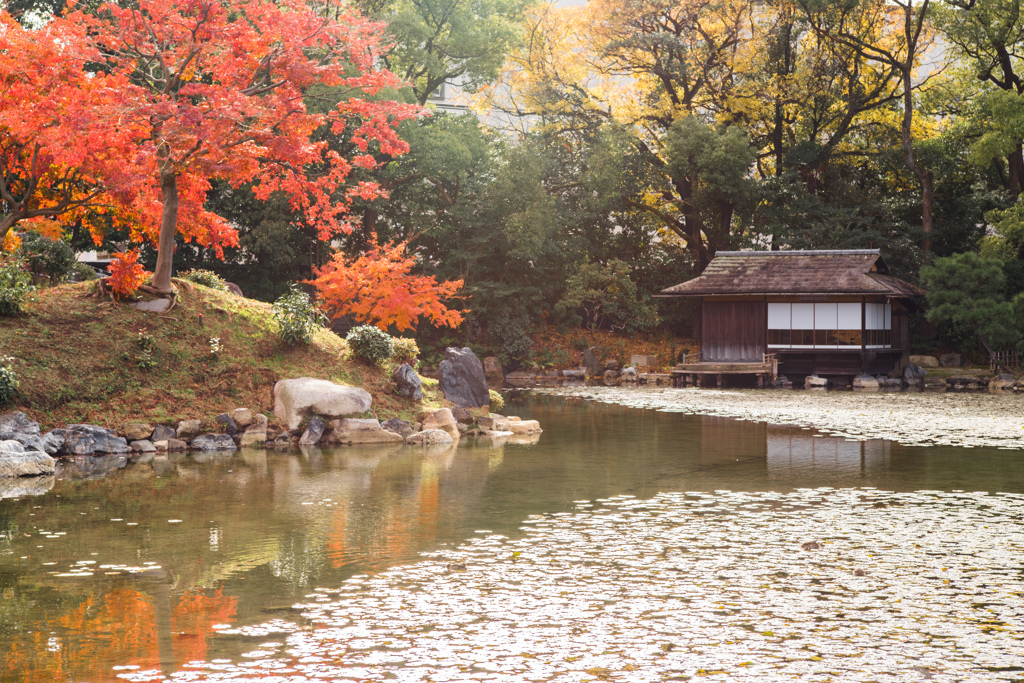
[1008,142,1024,199]
[0,216,16,244]
[151,163,179,293]
[920,169,934,253]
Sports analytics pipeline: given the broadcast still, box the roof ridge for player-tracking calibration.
[715,249,880,257]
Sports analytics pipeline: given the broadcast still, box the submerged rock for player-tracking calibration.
[405,429,454,446]
[326,418,403,444]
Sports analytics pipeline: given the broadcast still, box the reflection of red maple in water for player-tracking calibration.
[172,589,238,666]
[2,587,236,682]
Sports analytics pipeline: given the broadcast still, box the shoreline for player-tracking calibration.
[534,385,1024,450]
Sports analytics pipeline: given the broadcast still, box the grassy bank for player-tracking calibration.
[0,281,444,431]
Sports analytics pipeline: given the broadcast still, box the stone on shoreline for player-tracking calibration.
[392,364,423,401]
[0,440,55,477]
[176,420,202,440]
[130,440,157,453]
[215,414,239,437]
[190,433,237,451]
[299,416,326,446]
[273,378,373,432]
[151,425,176,442]
[421,409,460,441]
[326,418,403,444]
[439,347,490,408]
[231,408,254,428]
[53,424,129,455]
[405,429,454,446]
[121,423,154,441]
[509,420,542,435]
[852,374,879,391]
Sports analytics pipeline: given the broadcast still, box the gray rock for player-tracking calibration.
[130,440,157,453]
[438,347,490,408]
[405,429,454,446]
[603,369,620,380]
[231,408,254,428]
[583,347,601,376]
[326,418,404,444]
[805,375,828,388]
[166,438,189,452]
[0,440,55,477]
[903,364,926,381]
[299,416,326,446]
[190,433,237,451]
[381,418,414,438]
[852,374,879,391]
[151,425,176,442]
[879,377,904,388]
[121,423,154,441]
[939,353,963,368]
[40,431,63,455]
[226,282,244,297]
[604,359,620,371]
[0,411,46,452]
[176,420,202,440]
[562,368,587,379]
[273,378,373,432]
[620,367,638,380]
[392,364,423,401]
[215,413,239,437]
[53,424,129,455]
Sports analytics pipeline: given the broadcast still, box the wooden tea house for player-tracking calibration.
[659,250,924,386]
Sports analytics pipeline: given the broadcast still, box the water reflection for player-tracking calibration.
[1,396,1023,680]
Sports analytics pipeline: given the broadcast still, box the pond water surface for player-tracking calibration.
[1,396,1022,681]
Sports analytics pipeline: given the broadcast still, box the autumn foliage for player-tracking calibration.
[311,241,464,332]
[107,250,150,298]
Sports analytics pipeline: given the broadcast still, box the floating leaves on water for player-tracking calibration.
[163,489,1024,682]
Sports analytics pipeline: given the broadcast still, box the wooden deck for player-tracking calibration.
[670,354,778,388]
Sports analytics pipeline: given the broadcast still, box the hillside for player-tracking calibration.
[0,281,444,432]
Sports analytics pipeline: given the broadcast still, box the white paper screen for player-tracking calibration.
[767,303,791,329]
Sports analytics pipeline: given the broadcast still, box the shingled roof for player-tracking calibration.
[660,250,925,297]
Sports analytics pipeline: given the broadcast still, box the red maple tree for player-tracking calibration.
[311,240,464,332]
[0,13,148,244]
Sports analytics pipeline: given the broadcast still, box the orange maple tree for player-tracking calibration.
[107,250,151,298]
[310,240,464,332]
[0,13,148,244]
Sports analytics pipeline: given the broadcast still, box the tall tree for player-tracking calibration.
[65,0,419,293]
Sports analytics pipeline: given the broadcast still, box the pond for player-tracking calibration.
[1,395,1022,681]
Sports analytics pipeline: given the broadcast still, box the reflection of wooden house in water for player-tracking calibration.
[660,250,924,383]
[766,427,891,479]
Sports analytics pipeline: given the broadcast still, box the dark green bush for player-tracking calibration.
[180,268,229,291]
[0,262,33,316]
[0,355,18,406]
[346,325,394,366]
[19,232,76,282]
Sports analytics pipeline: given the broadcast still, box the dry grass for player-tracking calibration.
[0,282,445,431]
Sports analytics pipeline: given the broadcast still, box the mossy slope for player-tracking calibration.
[0,282,443,431]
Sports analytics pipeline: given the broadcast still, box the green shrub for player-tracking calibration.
[272,284,328,346]
[19,232,76,282]
[180,268,229,291]
[346,325,394,365]
[69,261,98,281]
[391,337,420,365]
[0,355,18,406]
[491,309,532,362]
[134,329,157,371]
[488,389,504,412]
[0,262,33,316]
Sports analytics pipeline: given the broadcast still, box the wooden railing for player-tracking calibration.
[990,351,1020,374]
[679,352,701,365]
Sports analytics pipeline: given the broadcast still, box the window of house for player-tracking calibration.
[767,302,890,349]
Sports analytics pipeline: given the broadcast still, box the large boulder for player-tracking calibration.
[190,433,238,451]
[620,366,638,381]
[52,424,129,455]
[903,364,926,385]
[0,411,45,452]
[478,414,511,433]
[509,420,542,435]
[0,440,55,477]
[438,347,489,408]
[215,414,239,437]
[909,355,940,368]
[583,347,601,377]
[326,418,404,444]
[40,431,63,456]
[805,375,828,389]
[151,425,177,442]
[421,408,460,441]
[483,357,504,388]
[273,378,373,432]
[405,429,454,446]
[381,418,414,438]
[392,364,423,401]
[989,373,1016,392]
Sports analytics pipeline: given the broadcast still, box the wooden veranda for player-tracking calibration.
[670,353,779,388]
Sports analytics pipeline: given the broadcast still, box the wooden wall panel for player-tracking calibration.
[701,300,766,362]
